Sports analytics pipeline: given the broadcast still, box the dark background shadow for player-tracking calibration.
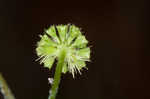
[0,0,150,99]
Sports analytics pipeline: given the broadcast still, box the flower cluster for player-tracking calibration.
[36,24,90,77]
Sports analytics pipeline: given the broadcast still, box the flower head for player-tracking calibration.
[36,24,90,77]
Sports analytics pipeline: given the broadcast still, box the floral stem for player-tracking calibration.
[48,49,66,99]
[0,73,15,99]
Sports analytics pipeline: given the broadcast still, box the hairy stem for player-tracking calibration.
[0,73,15,99]
[48,49,66,99]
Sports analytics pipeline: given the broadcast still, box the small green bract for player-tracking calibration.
[36,24,90,77]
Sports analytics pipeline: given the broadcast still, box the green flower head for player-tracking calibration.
[36,24,90,77]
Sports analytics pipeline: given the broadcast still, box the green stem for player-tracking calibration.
[0,73,15,99]
[48,49,66,99]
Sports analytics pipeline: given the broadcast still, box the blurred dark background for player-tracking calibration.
[0,0,150,99]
